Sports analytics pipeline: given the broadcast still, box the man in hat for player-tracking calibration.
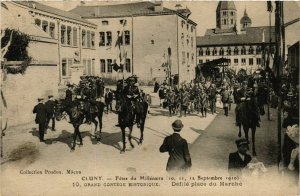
[235,81,248,126]
[159,119,192,172]
[45,95,56,131]
[33,98,47,142]
[104,88,113,113]
[228,138,252,176]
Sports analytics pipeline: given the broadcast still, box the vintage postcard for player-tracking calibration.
[1,1,299,195]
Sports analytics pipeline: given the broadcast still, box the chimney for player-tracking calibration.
[154,1,163,12]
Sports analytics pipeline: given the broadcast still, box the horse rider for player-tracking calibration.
[235,81,248,126]
[65,84,74,116]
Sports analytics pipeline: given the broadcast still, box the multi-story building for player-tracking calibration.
[197,1,276,74]
[71,1,197,83]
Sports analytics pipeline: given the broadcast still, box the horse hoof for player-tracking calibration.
[120,150,125,154]
[71,147,75,151]
[130,144,135,148]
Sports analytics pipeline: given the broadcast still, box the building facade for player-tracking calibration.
[197,1,275,74]
[71,2,197,83]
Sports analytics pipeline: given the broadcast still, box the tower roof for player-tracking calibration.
[216,1,237,11]
[240,9,252,24]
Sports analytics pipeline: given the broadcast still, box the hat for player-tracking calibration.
[172,119,184,131]
[38,98,44,101]
[235,138,249,147]
[48,95,53,98]
[134,83,139,87]
[67,84,74,87]
[76,95,82,99]
[287,91,294,97]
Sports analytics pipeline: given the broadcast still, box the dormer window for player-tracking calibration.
[102,20,109,25]
[120,19,127,25]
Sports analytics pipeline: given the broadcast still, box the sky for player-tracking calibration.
[41,1,300,36]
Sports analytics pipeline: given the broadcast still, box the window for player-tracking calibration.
[102,20,109,25]
[187,24,189,30]
[191,37,193,48]
[73,27,77,46]
[224,19,227,25]
[99,32,105,46]
[82,59,87,75]
[199,48,203,56]
[49,22,55,38]
[91,32,95,48]
[206,59,210,62]
[106,31,112,46]
[213,48,217,56]
[125,59,131,72]
[35,18,41,27]
[219,48,224,56]
[187,53,189,62]
[186,39,189,46]
[67,59,72,76]
[92,59,95,75]
[107,59,112,73]
[227,47,231,55]
[124,31,130,45]
[191,53,194,61]
[228,59,231,65]
[241,58,246,65]
[182,52,185,64]
[181,20,185,28]
[206,48,210,56]
[151,40,154,45]
[199,59,203,64]
[87,59,92,75]
[223,11,227,16]
[82,30,86,47]
[231,19,234,24]
[87,31,91,48]
[42,20,48,33]
[67,26,72,45]
[231,12,234,16]
[234,47,239,55]
[100,59,106,73]
[191,26,194,33]
[120,19,127,25]
[117,31,123,45]
[256,46,261,54]
[61,25,66,44]
[249,46,254,55]
[249,58,253,65]
[241,47,246,55]
[234,58,238,64]
[256,58,261,65]
[62,59,67,76]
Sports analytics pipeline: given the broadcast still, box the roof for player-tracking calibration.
[14,1,95,26]
[216,1,237,11]
[197,26,276,47]
[240,9,252,24]
[70,1,197,25]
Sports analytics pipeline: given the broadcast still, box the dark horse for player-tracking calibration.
[236,97,260,156]
[115,91,148,153]
[54,99,105,150]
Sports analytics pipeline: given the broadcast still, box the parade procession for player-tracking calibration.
[1,1,299,196]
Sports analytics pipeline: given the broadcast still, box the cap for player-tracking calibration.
[172,119,184,131]
[48,95,53,98]
[38,98,44,101]
[235,138,249,147]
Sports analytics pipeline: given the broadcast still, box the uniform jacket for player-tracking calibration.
[235,88,246,104]
[228,151,252,176]
[33,103,47,124]
[160,133,192,171]
[65,89,73,103]
[45,100,55,116]
[105,91,113,103]
[221,90,230,103]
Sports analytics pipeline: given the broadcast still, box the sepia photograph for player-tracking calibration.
[0,0,299,195]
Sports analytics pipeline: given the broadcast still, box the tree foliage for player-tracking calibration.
[1,28,31,61]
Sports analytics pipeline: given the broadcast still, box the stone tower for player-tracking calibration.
[216,1,237,30]
[240,8,252,31]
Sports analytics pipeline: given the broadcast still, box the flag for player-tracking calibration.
[267,1,273,12]
[112,61,120,72]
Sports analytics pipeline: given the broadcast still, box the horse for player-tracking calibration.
[116,93,148,154]
[54,99,105,150]
[236,97,260,156]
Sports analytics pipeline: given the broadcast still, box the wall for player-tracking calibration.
[2,65,58,127]
[133,14,178,83]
